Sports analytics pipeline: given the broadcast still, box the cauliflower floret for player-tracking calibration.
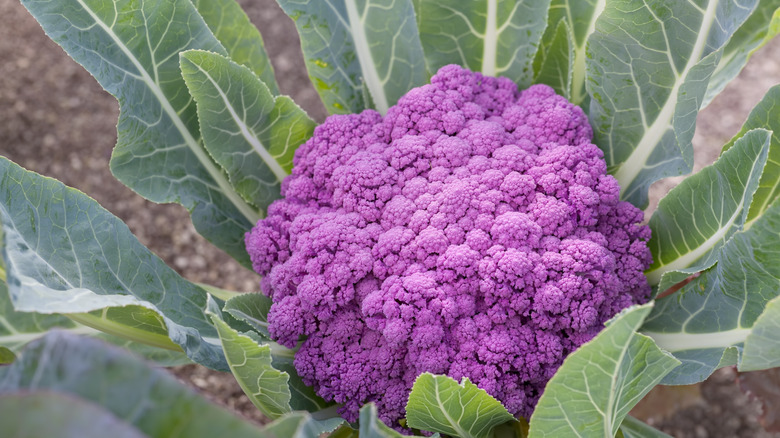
[245,64,652,429]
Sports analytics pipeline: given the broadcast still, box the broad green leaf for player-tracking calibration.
[528,304,680,438]
[330,426,360,438]
[533,20,573,98]
[703,3,780,107]
[536,0,606,104]
[265,345,335,413]
[224,292,273,340]
[211,315,292,419]
[20,0,260,266]
[722,84,780,225]
[191,0,280,95]
[198,282,245,301]
[180,50,314,210]
[618,416,673,438]
[0,157,226,370]
[414,0,550,88]
[277,0,427,115]
[641,200,780,384]
[263,411,344,438]
[1,266,94,353]
[406,373,514,438]
[359,403,405,437]
[645,129,771,291]
[0,348,15,364]
[742,295,780,371]
[68,306,181,352]
[0,258,191,366]
[588,0,757,207]
[0,332,270,438]
[0,392,147,438]
[1,261,190,366]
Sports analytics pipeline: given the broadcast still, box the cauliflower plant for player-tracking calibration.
[246,65,652,427]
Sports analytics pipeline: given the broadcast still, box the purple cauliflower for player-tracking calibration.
[246,65,651,428]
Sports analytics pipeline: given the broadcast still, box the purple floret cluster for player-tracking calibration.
[246,65,651,428]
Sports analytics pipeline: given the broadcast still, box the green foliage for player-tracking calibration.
[533,20,573,98]
[224,292,273,340]
[618,416,674,438]
[277,0,427,115]
[6,0,780,436]
[0,392,148,438]
[0,332,270,438]
[264,411,345,438]
[646,129,771,291]
[180,50,314,210]
[588,0,757,208]
[0,157,225,369]
[642,200,780,384]
[359,404,406,437]
[406,373,515,438]
[20,0,260,266]
[528,304,679,438]
[722,84,780,223]
[414,0,551,88]
[211,314,293,419]
[535,0,605,104]
[191,0,281,95]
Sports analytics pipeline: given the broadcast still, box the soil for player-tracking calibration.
[1,0,780,436]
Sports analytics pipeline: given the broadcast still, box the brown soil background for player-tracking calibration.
[2,0,780,436]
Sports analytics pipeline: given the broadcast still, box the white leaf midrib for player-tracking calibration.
[481,0,498,76]
[569,0,606,104]
[344,0,390,114]
[643,327,751,352]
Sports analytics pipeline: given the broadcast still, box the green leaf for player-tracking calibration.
[180,50,314,210]
[414,0,550,88]
[528,304,680,438]
[191,0,280,95]
[211,314,292,419]
[0,332,270,438]
[68,306,181,352]
[703,3,780,107]
[20,0,260,266]
[359,403,405,437]
[645,129,771,291]
[619,416,673,438]
[263,411,344,438]
[536,0,606,104]
[406,373,514,438]
[533,20,573,99]
[641,200,780,384]
[588,0,758,207]
[277,0,427,115]
[224,292,273,340]
[0,267,93,353]
[1,262,190,367]
[0,348,15,365]
[0,157,227,370]
[330,426,360,438]
[742,294,780,371]
[722,84,780,225]
[0,392,147,438]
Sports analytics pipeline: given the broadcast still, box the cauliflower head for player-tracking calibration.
[246,65,651,428]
